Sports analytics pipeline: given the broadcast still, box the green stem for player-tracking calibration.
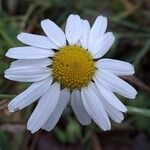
[0,94,16,99]
[127,106,150,117]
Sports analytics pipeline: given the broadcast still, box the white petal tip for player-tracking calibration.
[8,105,20,112]
[4,75,9,80]
[123,108,128,113]
[80,121,91,126]
[17,33,26,41]
[100,123,111,131]
[8,103,20,112]
[27,124,36,134]
[31,130,36,134]
[5,51,10,58]
[43,128,52,132]
[120,105,128,113]
[116,120,122,123]
[41,19,47,22]
[17,33,22,39]
[109,32,115,39]
[102,127,111,131]
[4,69,10,75]
[130,90,138,99]
[132,70,135,74]
[5,49,15,58]
[41,19,50,26]
[69,14,79,17]
[4,70,7,75]
[107,126,111,131]
[27,128,36,134]
[97,15,107,19]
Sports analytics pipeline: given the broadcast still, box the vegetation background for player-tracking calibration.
[0,0,150,149]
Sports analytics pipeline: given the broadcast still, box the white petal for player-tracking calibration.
[17,33,58,49]
[71,89,91,125]
[10,58,52,68]
[8,77,52,112]
[65,14,82,45]
[93,78,127,112]
[27,82,60,133]
[41,19,66,47]
[80,20,90,49]
[88,16,107,51]
[81,84,111,131]
[96,59,135,76]
[95,69,137,99]
[6,46,54,59]
[89,32,115,58]
[89,83,124,123]
[105,104,124,123]
[42,88,70,131]
[91,16,107,36]
[5,67,50,82]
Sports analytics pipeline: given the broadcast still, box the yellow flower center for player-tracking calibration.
[52,45,95,89]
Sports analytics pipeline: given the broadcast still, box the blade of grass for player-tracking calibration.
[127,106,150,117]
[20,4,37,30]
[0,94,16,100]
[0,28,14,46]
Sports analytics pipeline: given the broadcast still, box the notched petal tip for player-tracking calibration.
[101,125,111,131]
[27,125,36,134]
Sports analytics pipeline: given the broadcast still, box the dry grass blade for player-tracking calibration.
[122,75,150,91]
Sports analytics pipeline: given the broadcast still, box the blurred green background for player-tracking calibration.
[0,0,150,150]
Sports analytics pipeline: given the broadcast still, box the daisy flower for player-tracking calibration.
[5,14,137,133]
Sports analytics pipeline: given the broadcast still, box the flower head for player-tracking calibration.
[5,14,137,133]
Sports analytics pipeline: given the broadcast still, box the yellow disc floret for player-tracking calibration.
[52,45,95,89]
